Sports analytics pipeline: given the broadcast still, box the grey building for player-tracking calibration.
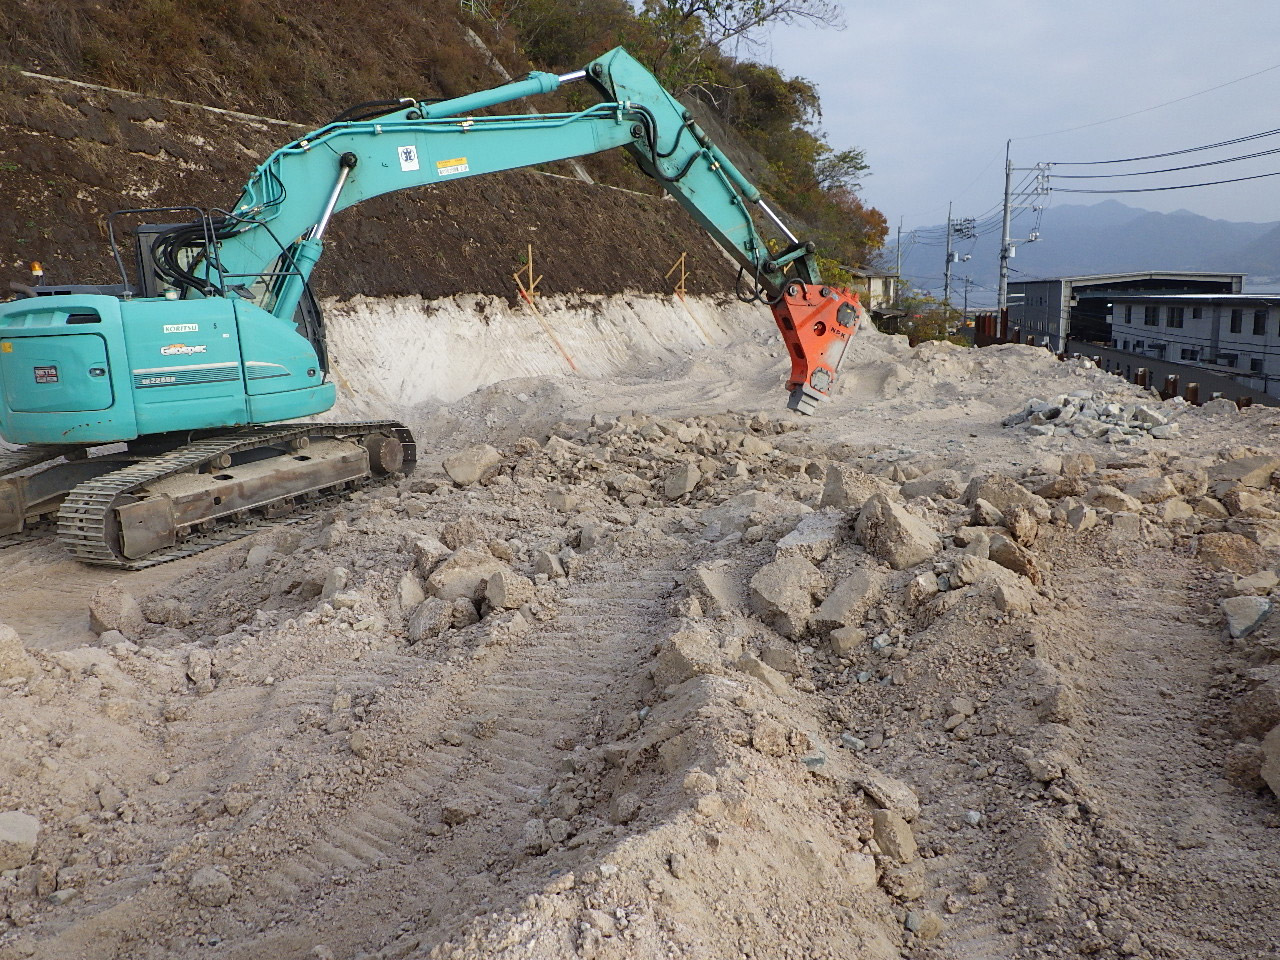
[1109,293,1280,400]
[1008,272,1244,353]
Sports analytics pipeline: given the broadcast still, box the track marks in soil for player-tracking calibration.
[1059,552,1280,958]
[191,549,683,959]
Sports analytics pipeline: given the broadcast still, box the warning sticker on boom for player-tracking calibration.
[436,157,469,177]
[398,145,420,172]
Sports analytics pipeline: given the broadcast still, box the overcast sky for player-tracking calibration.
[762,0,1280,234]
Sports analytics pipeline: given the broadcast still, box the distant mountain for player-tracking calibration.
[898,200,1280,306]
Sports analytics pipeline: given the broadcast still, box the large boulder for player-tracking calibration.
[1222,596,1272,640]
[1231,680,1280,738]
[0,811,39,871]
[1198,533,1268,575]
[407,597,452,643]
[900,469,963,500]
[749,555,825,637]
[653,628,720,689]
[964,475,1050,519]
[0,624,36,682]
[663,463,701,499]
[426,547,506,603]
[1263,726,1280,798]
[443,445,502,486]
[700,491,810,540]
[854,494,940,570]
[820,464,892,510]
[1085,484,1143,513]
[688,564,746,617]
[485,569,534,610]
[812,567,886,631]
[89,583,145,640]
[1209,455,1280,489]
[775,508,846,564]
[1123,475,1179,504]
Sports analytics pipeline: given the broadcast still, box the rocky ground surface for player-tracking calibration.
[0,317,1278,960]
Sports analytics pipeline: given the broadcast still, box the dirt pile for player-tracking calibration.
[1,320,1279,960]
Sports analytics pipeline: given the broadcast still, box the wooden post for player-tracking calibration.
[1161,374,1178,400]
[1136,368,1148,388]
[1185,382,1200,405]
[512,244,578,373]
[666,252,713,342]
[664,252,688,298]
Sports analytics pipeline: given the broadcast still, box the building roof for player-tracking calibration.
[1010,271,1245,286]
[845,266,898,279]
[1113,293,1280,302]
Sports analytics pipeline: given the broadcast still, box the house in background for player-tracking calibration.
[1108,293,1280,400]
[845,267,898,312]
[1008,272,1244,353]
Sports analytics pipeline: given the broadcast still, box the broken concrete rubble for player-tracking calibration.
[1004,390,1188,441]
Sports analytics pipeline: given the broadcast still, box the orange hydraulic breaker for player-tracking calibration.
[770,281,865,415]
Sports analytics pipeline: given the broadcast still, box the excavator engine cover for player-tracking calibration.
[770,283,863,415]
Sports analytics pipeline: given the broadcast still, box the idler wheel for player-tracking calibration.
[363,434,404,475]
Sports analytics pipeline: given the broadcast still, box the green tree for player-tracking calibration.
[813,146,869,192]
[892,288,967,345]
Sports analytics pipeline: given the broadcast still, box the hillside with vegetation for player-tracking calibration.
[0,0,885,272]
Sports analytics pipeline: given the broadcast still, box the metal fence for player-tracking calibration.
[1064,340,1279,408]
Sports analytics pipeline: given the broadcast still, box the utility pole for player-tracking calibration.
[998,139,1012,317]
[943,202,953,305]
[895,217,903,288]
[944,207,975,306]
[961,276,972,318]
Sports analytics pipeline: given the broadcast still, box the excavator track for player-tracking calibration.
[0,444,90,549]
[54,421,415,570]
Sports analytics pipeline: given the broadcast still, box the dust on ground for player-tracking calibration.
[1,303,1278,960]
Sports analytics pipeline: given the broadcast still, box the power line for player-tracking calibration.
[1013,60,1280,141]
[1052,168,1280,193]
[1050,145,1280,179]
[1048,125,1280,166]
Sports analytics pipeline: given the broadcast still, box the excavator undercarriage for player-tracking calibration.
[0,421,413,568]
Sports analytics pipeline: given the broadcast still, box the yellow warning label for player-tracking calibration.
[0,342,11,353]
[436,157,469,176]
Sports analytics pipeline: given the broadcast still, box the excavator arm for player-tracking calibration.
[203,47,860,413]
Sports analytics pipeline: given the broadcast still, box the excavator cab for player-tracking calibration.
[0,208,335,446]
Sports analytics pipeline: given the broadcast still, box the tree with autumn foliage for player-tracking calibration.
[488,0,885,267]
